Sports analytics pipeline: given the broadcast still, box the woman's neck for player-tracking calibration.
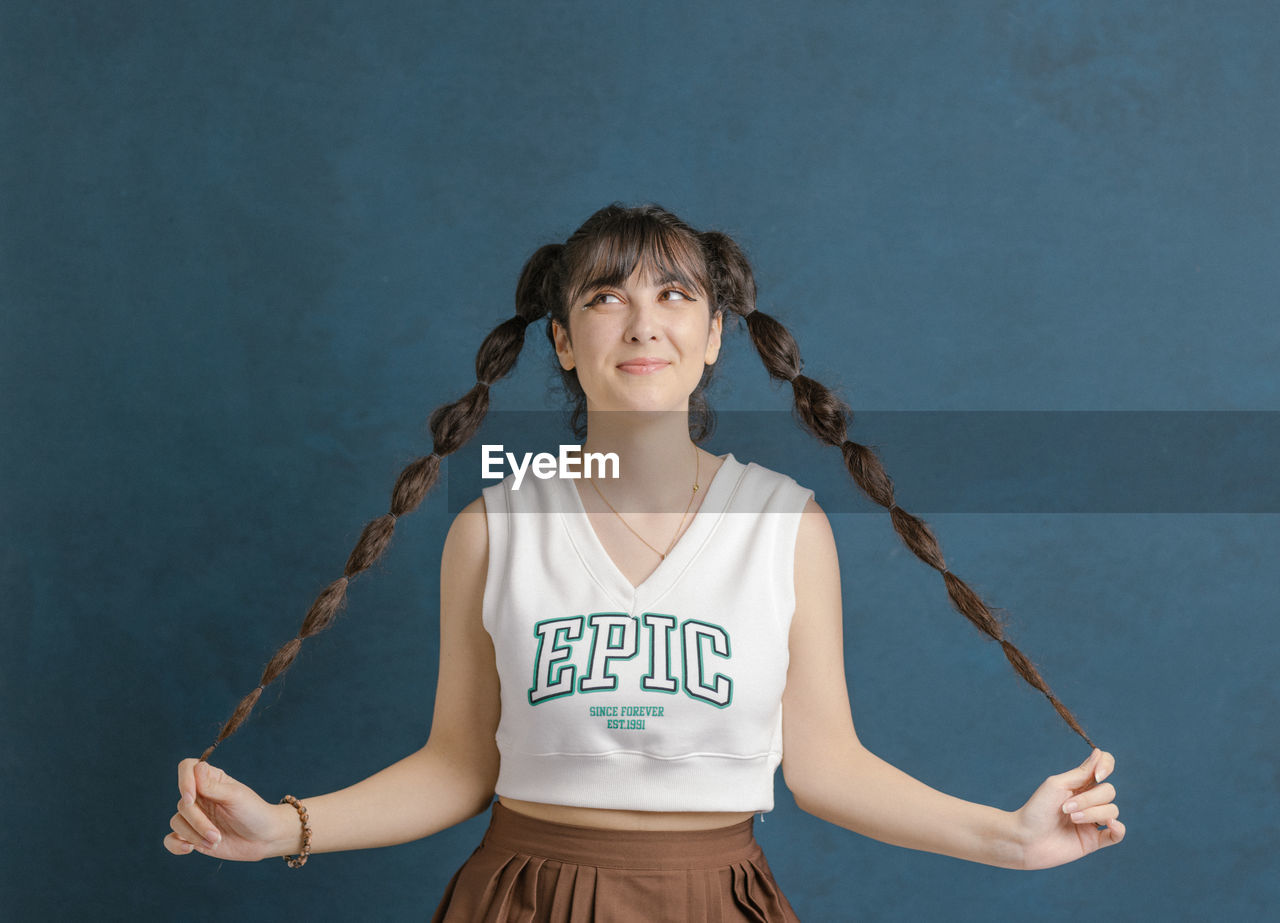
[580,410,708,511]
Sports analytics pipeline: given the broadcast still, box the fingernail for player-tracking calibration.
[1070,811,1085,822]
[182,792,194,805]
[1063,800,1079,814]
[206,829,220,845]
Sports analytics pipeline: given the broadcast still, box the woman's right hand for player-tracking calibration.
[164,758,293,862]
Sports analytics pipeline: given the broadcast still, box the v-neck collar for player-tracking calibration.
[556,452,746,610]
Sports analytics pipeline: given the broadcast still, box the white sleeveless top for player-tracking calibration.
[480,453,814,812]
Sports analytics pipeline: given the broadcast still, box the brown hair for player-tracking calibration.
[198,202,1092,762]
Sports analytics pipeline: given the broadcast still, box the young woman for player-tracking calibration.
[164,204,1124,920]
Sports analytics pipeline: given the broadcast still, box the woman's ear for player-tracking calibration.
[551,319,575,371]
[704,312,724,365]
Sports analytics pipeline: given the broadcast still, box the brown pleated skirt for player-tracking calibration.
[431,802,799,922]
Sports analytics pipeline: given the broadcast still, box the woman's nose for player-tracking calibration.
[623,300,660,341]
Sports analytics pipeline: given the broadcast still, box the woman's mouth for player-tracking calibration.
[616,359,671,374]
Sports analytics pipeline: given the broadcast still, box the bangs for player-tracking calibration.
[563,218,709,309]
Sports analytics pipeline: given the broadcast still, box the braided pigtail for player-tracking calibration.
[699,231,1095,749]
[198,243,564,762]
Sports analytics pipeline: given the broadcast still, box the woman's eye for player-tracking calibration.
[584,292,622,307]
[661,289,692,301]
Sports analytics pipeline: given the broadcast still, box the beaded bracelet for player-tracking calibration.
[279,795,312,868]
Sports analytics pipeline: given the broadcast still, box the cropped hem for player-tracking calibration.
[495,749,780,813]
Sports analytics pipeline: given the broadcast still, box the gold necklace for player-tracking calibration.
[587,444,700,560]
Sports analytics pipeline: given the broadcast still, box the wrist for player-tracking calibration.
[265,801,307,861]
[1001,807,1030,871]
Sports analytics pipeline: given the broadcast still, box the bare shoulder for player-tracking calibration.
[795,495,838,561]
[442,494,488,563]
[438,495,491,647]
[793,495,842,628]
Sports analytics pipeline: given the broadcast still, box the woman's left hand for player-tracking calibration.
[1013,748,1126,870]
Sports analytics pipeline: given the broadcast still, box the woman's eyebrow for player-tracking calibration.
[576,272,701,298]
[643,271,704,295]
[579,276,618,293]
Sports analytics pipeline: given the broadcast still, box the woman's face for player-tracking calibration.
[551,264,723,416]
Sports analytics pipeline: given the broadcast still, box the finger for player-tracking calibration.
[179,757,237,803]
[170,810,219,849]
[175,795,218,845]
[1053,748,1103,789]
[195,758,240,793]
[177,761,229,842]
[177,757,201,805]
[164,832,196,855]
[1061,782,1116,814]
[1094,750,1116,784]
[1068,803,1119,826]
[1105,818,1126,844]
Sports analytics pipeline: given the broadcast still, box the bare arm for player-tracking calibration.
[780,498,1124,871]
[167,495,501,859]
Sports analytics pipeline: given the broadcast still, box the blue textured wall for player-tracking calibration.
[3,1,1276,919]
